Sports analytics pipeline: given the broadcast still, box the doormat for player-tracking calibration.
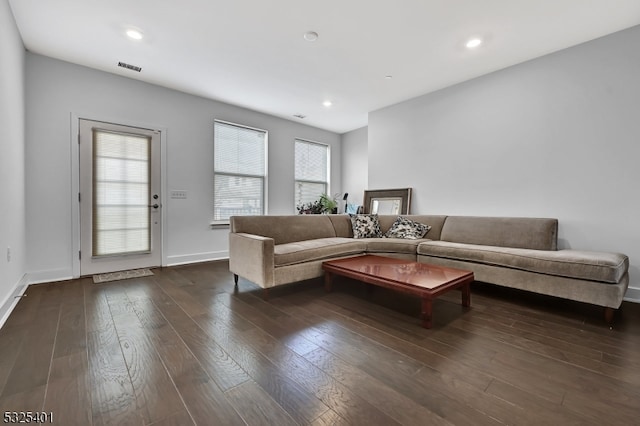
[93,268,154,284]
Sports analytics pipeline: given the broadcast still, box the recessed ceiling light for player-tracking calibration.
[126,29,144,40]
[304,31,319,42]
[385,75,393,80]
[323,100,332,107]
[466,38,482,49]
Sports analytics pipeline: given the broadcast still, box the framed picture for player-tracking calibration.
[363,188,412,215]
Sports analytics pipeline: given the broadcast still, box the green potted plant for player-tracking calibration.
[320,193,338,214]
[297,193,339,214]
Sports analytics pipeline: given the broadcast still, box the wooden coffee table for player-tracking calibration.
[322,255,474,328]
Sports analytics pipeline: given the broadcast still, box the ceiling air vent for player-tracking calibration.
[117,61,142,72]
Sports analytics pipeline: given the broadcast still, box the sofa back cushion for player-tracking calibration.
[230,215,337,245]
[440,216,558,250]
[327,215,354,237]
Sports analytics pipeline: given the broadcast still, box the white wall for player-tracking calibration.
[367,25,640,298]
[341,126,368,208]
[25,53,341,280]
[0,0,27,322]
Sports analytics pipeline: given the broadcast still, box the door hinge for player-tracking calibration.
[78,133,81,144]
[78,192,81,202]
[79,251,81,260]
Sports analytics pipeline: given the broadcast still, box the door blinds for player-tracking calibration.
[92,129,151,256]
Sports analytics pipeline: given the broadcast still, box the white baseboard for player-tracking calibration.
[166,251,229,267]
[0,274,28,329]
[27,268,74,285]
[623,286,640,303]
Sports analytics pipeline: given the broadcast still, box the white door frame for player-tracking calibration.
[70,112,168,278]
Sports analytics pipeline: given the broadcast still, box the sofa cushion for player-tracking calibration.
[440,216,558,250]
[274,237,366,266]
[417,241,628,283]
[328,214,355,238]
[364,238,430,255]
[231,215,337,245]
[350,214,383,238]
[385,216,431,239]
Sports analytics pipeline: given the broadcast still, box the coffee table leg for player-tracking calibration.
[421,298,433,329]
[324,271,333,292]
[461,283,471,307]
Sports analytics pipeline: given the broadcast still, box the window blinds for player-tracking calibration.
[295,139,328,207]
[92,129,151,256]
[214,121,266,221]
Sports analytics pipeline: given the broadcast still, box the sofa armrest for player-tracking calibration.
[229,232,275,289]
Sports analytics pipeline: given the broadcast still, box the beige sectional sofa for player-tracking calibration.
[229,214,629,323]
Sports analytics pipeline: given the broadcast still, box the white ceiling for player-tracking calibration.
[8,0,640,134]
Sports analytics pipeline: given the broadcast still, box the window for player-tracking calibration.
[295,139,329,208]
[214,121,267,222]
[92,129,151,255]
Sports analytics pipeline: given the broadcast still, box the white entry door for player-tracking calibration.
[79,119,162,275]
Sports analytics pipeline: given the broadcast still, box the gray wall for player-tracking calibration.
[0,0,26,320]
[25,53,341,281]
[367,25,640,298]
[341,126,368,208]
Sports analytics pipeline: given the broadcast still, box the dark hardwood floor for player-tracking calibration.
[0,260,639,425]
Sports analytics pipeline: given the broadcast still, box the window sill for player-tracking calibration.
[210,221,230,229]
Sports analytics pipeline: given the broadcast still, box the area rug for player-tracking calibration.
[93,268,154,284]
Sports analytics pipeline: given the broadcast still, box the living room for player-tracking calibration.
[2,1,639,304]
[2,0,640,424]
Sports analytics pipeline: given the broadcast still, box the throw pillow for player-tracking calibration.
[350,214,383,238]
[385,216,431,239]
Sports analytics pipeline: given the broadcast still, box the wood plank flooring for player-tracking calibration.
[0,260,639,425]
